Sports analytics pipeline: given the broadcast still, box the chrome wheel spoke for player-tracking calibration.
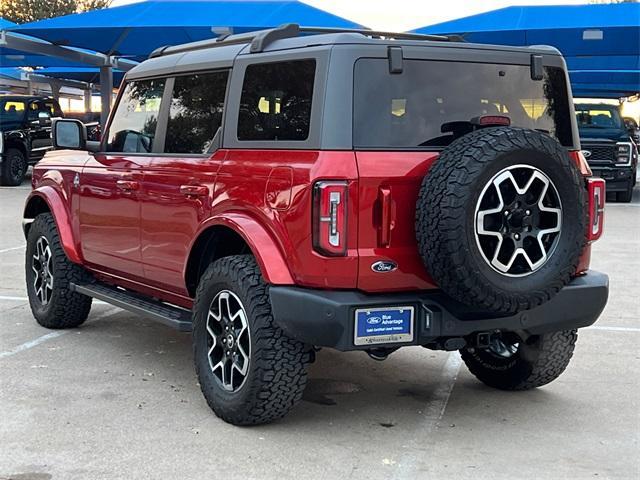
[205,290,250,392]
[475,165,562,277]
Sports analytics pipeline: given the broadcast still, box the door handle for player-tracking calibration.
[378,186,395,247]
[180,185,209,197]
[116,180,139,191]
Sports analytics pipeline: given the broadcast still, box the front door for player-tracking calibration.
[79,77,166,280]
[27,101,52,159]
[140,71,230,293]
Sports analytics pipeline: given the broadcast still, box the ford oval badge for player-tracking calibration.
[371,260,398,273]
[367,316,382,325]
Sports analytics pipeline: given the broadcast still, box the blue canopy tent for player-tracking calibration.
[32,67,125,86]
[9,0,363,62]
[415,4,640,99]
[0,18,14,30]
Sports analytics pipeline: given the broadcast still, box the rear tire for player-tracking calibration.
[25,213,93,328]
[460,330,577,390]
[1,148,28,186]
[192,255,312,425]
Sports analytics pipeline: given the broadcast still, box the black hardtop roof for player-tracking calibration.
[127,24,562,80]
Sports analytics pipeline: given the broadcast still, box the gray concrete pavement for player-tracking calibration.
[0,174,638,480]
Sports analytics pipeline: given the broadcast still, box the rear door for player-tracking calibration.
[352,53,575,292]
[79,78,166,280]
[140,71,230,293]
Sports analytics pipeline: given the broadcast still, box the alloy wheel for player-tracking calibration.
[475,164,562,277]
[32,236,54,305]
[206,290,251,392]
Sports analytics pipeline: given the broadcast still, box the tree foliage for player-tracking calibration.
[0,0,112,24]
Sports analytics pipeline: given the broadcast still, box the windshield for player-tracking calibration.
[353,59,574,149]
[575,104,623,130]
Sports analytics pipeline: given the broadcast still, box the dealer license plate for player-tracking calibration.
[354,306,414,346]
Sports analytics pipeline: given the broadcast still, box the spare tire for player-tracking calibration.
[416,127,585,314]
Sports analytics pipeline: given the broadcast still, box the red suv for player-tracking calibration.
[23,25,609,425]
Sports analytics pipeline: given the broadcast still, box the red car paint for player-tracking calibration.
[26,145,599,309]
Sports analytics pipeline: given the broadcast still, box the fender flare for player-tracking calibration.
[23,186,83,264]
[190,213,294,285]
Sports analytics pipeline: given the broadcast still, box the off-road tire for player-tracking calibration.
[192,255,312,426]
[616,184,634,203]
[460,330,578,390]
[25,213,92,328]
[1,148,28,186]
[416,127,586,314]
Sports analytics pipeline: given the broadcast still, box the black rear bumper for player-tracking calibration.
[269,271,609,351]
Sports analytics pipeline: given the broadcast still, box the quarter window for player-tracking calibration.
[105,78,165,153]
[164,71,229,154]
[237,59,315,141]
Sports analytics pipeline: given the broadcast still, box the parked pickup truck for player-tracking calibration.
[0,95,64,186]
[575,102,637,202]
[23,25,608,425]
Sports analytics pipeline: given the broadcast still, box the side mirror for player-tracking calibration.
[52,119,87,150]
[38,111,51,127]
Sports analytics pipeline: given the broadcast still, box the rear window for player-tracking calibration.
[353,59,573,149]
[237,59,315,141]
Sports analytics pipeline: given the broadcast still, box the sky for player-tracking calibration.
[109,0,591,32]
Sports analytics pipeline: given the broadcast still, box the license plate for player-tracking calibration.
[354,306,414,346]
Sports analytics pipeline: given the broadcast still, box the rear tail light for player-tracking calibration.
[313,181,348,256]
[472,115,511,127]
[587,178,605,242]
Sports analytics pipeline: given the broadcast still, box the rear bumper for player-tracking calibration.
[270,270,609,351]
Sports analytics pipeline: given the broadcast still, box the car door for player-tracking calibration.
[140,71,230,294]
[79,77,166,280]
[26,101,52,159]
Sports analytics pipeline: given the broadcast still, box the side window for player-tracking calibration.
[164,71,229,154]
[27,102,40,121]
[0,101,26,122]
[105,78,165,153]
[44,102,63,118]
[237,59,315,141]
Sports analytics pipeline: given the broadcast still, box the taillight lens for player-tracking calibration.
[587,178,605,241]
[313,181,348,256]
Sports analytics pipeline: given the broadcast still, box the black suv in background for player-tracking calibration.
[575,102,637,202]
[0,95,63,186]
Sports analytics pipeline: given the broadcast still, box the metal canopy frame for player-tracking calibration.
[0,30,137,126]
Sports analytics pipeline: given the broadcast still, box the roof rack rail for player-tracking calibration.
[298,26,463,43]
[149,23,463,59]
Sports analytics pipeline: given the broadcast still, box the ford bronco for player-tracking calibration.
[23,25,609,425]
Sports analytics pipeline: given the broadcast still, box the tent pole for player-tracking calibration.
[84,88,92,114]
[99,65,113,129]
